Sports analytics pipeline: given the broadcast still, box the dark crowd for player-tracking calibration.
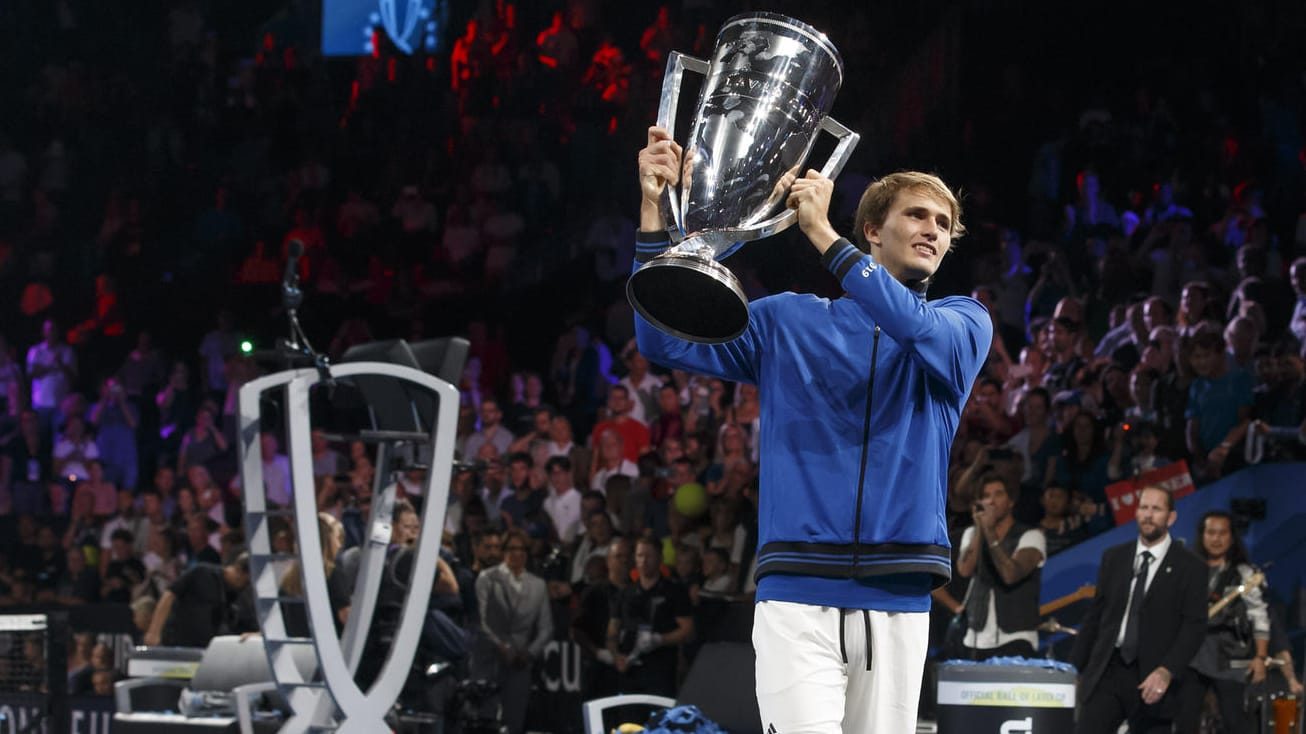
[0,0,1305,730]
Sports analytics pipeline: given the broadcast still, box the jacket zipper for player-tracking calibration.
[850,325,881,575]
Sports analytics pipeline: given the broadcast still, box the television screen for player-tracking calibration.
[321,0,446,57]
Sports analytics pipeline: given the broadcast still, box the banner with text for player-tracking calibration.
[1105,460,1195,526]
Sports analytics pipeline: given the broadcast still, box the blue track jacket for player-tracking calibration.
[633,233,992,611]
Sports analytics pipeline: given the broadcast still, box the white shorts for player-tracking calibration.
[753,600,929,734]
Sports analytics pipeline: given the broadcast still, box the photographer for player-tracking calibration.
[954,473,1045,660]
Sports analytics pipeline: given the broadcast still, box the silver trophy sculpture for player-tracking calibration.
[627,12,860,343]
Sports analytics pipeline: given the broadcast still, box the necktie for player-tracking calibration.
[1119,550,1152,664]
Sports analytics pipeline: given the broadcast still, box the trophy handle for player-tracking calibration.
[656,51,711,240]
[746,116,861,239]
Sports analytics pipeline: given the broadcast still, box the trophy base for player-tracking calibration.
[627,254,749,344]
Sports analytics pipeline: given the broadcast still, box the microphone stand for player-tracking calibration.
[281,241,333,386]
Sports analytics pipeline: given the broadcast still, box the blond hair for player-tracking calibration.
[852,171,965,252]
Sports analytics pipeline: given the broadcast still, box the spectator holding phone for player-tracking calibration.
[955,473,1045,659]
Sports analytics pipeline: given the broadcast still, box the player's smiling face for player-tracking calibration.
[862,189,953,284]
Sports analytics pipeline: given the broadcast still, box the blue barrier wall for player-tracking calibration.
[1041,463,1306,606]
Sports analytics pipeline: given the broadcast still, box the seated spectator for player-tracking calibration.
[464,397,516,460]
[699,547,737,598]
[310,429,347,478]
[542,456,583,545]
[25,523,65,598]
[591,386,651,463]
[54,546,100,604]
[67,631,95,693]
[131,596,157,642]
[1107,421,1170,481]
[100,488,148,562]
[701,497,747,585]
[53,415,99,485]
[73,460,117,518]
[1037,483,1089,556]
[590,428,637,493]
[569,510,616,584]
[185,513,222,566]
[140,525,184,600]
[961,377,1017,445]
[100,529,144,604]
[544,414,591,489]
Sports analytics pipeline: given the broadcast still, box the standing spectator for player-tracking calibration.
[1185,323,1253,482]
[0,334,24,415]
[3,410,49,515]
[116,331,165,405]
[617,342,662,425]
[956,474,1046,659]
[1005,387,1059,506]
[1289,257,1306,345]
[90,376,138,491]
[499,453,545,530]
[156,362,196,463]
[1044,316,1086,394]
[647,384,684,449]
[590,385,650,463]
[26,319,76,439]
[571,537,632,699]
[1055,413,1112,530]
[197,311,238,403]
[607,536,693,697]
[176,403,227,476]
[474,529,552,734]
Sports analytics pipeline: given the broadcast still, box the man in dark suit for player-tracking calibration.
[1070,485,1206,733]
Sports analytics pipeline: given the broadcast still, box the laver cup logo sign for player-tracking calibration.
[936,681,1076,708]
